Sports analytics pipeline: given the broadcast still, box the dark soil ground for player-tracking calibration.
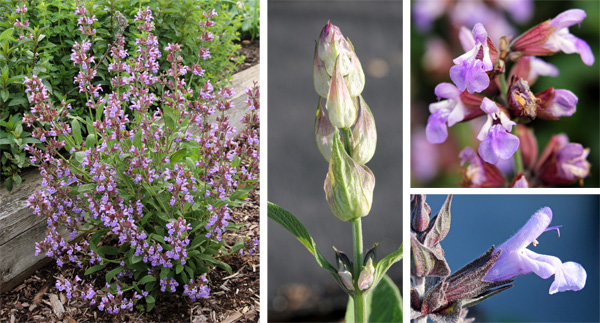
[0,40,260,323]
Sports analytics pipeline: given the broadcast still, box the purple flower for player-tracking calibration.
[513,9,594,66]
[477,98,519,164]
[547,9,594,66]
[485,207,586,294]
[425,83,473,143]
[537,88,578,120]
[450,23,493,93]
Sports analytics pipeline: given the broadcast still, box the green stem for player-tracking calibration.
[498,73,508,106]
[512,126,524,174]
[352,218,366,323]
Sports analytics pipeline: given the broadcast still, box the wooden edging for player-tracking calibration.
[0,64,259,293]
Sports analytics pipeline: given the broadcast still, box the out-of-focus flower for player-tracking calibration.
[425,83,484,143]
[485,207,587,294]
[509,56,559,84]
[459,147,506,187]
[510,173,530,187]
[535,134,590,186]
[477,98,519,164]
[512,9,594,66]
[450,24,496,94]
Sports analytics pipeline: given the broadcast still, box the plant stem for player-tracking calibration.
[512,126,524,173]
[498,73,508,106]
[352,218,366,323]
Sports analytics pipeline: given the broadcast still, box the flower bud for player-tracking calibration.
[338,270,355,292]
[349,96,377,165]
[324,130,375,221]
[358,257,375,291]
[313,42,331,98]
[317,21,352,76]
[314,98,335,162]
[344,39,365,97]
[326,56,358,128]
[411,194,431,233]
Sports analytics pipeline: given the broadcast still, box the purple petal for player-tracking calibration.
[458,26,475,52]
[434,82,461,101]
[575,37,594,66]
[478,125,519,164]
[472,23,487,44]
[548,89,578,117]
[550,9,586,29]
[480,97,499,114]
[426,109,450,144]
[511,176,529,188]
[501,207,553,252]
[450,59,490,94]
[550,261,587,294]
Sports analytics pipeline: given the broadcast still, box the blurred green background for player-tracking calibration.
[410,0,599,188]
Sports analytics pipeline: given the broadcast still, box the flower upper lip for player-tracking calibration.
[484,207,587,294]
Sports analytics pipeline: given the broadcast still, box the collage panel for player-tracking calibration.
[410,194,599,322]
[409,1,600,188]
[1,1,260,322]
[267,1,403,321]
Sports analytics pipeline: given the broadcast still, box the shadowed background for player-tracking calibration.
[422,195,599,322]
[267,1,402,321]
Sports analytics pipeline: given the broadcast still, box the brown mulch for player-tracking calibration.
[0,42,260,323]
[236,40,260,73]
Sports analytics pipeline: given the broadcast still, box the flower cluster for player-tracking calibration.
[415,6,594,187]
[411,195,586,322]
[24,4,259,313]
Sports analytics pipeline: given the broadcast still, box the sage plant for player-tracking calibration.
[24,4,259,313]
[415,7,594,187]
[269,21,402,322]
[411,195,586,322]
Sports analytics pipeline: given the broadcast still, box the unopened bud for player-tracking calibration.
[326,56,358,128]
[324,130,375,221]
[363,243,378,266]
[334,247,353,272]
[344,39,365,97]
[349,96,377,164]
[317,21,352,76]
[358,257,375,291]
[313,42,331,98]
[315,99,335,162]
[338,270,355,292]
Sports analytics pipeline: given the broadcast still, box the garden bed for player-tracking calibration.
[0,59,260,322]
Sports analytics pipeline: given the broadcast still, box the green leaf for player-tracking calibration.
[176,264,184,274]
[373,244,403,290]
[229,185,253,201]
[0,28,14,42]
[8,97,27,107]
[267,202,337,274]
[77,183,96,192]
[12,173,22,186]
[0,90,8,102]
[105,266,124,283]
[137,275,156,285]
[145,294,156,312]
[85,133,95,148]
[84,264,106,275]
[162,105,176,133]
[71,119,82,145]
[345,275,402,322]
[169,148,187,164]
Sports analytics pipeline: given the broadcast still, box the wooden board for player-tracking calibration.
[0,65,259,293]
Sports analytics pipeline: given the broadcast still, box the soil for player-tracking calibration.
[0,42,260,323]
[236,40,260,73]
